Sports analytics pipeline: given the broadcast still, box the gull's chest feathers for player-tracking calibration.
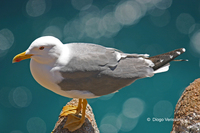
[30,59,63,92]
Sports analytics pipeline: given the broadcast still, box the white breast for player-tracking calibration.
[30,60,60,90]
[30,60,69,96]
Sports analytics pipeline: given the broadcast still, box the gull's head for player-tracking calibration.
[12,36,63,64]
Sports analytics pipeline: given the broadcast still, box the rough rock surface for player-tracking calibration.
[52,98,99,133]
[171,79,200,133]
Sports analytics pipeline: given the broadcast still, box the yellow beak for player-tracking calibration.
[12,51,33,63]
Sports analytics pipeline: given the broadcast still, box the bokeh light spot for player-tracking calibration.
[122,98,145,119]
[153,100,173,118]
[85,17,102,38]
[9,86,32,108]
[176,13,195,34]
[100,124,118,133]
[190,30,200,55]
[115,1,142,25]
[26,0,46,17]
[0,29,14,50]
[42,26,63,40]
[100,114,121,131]
[27,117,46,133]
[102,12,121,35]
[117,113,138,132]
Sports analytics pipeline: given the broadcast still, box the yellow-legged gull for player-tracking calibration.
[12,36,186,131]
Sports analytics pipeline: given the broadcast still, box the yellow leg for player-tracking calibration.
[75,99,82,115]
[63,99,87,131]
[60,99,82,117]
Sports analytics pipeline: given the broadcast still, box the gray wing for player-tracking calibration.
[58,43,154,96]
[59,43,119,76]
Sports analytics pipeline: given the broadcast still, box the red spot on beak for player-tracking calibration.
[15,58,21,62]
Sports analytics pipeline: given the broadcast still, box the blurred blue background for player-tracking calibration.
[0,0,199,132]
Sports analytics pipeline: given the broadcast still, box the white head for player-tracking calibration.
[13,36,63,64]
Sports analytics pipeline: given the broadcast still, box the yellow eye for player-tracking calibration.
[39,46,44,50]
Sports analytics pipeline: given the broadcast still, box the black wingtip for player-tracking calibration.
[148,48,186,71]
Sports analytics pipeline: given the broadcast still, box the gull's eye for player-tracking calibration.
[39,46,44,50]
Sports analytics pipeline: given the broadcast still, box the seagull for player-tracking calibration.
[12,36,186,131]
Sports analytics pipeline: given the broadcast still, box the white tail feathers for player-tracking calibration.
[153,63,170,74]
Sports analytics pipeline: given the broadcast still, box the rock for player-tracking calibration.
[171,78,200,133]
[52,98,99,133]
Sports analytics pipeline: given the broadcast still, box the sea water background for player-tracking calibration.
[0,0,199,132]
